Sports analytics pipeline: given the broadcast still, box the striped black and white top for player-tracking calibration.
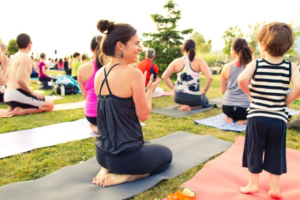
[247,59,291,123]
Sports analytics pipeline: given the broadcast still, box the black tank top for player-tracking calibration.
[95,63,143,155]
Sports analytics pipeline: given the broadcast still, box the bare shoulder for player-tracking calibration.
[78,62,93,72]
[126,67,143,78]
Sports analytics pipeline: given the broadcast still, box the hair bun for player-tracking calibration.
[97,20,115,33]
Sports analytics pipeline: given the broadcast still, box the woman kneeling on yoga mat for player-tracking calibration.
[221,38,252,125]
[93,19,173,187]
[77,35,103,133]
[162,39,213,111]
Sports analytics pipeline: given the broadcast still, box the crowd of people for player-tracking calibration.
[0,20,300,199]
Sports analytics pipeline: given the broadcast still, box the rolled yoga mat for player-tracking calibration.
[0,132,232,200]
[194,113,247,132]
[182,137,300,200]
[152,104,214,118]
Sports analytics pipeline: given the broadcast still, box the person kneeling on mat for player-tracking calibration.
[221,38,252,125]
[3,33,54,117]
[162,39,213,111]
[92,20,173,187]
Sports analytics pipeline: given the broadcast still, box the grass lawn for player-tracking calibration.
[0,73,299,199]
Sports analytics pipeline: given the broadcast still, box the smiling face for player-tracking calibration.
[122,34,142,64]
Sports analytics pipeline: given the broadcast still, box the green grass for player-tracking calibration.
[0,74,299,199]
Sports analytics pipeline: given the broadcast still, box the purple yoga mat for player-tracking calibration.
[0,119,97,158]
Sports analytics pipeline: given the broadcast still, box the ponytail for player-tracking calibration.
[239,46,252,66]
[188,49,196,62]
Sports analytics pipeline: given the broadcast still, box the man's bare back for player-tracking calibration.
[5,52,31,92]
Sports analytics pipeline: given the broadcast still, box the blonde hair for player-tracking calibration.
[257,22,294,57]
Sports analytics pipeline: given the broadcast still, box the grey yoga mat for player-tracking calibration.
[0,132,232,200]
[151,104,214,118]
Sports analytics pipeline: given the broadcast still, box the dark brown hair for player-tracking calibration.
[232,38,252,66]
[97,19,137,56]
[90,35,103,69]
[16,33,31,49]
[73,52,80,58]
[40,53,46,59]
[257,22,294,57]
[181,39,196,61]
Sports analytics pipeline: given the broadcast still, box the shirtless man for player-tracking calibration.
[2,33,54,117]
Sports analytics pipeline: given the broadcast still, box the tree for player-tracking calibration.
[247,22,265,54]
[287,20,300,55]
[141,0,193,71]
[222,26,243,55]
[189,32,212,53]
[7,39,18,55]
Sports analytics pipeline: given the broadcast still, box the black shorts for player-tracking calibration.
[0,92,3,102]
[242,116,287,175]
[222,105,247,120]
[174,92,208,107]
[86,116,97,125]
[39,77,57,83]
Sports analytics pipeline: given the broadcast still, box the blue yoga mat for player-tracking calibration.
[30,77,38,81]
[194,113,247,132]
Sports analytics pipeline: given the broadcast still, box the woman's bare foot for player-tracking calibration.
[177,105,191,111]
[236,120,247,125]
[268,190,282,199]
[226,116,234,123]
[239,184,260,194]
[100,173,149,187]
[93,168,110,185]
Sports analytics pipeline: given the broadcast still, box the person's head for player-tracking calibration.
[81,54,87,61]
[40,53,46,60]
[181,39,196,61]
[54,58,58,63]
[257,22,294,58]
[97,19,142,64]
[16,33,32,51]
[64,57,68,61]
[146,48,155,59]
[0,43,7,54]
[59,58,63,63]
[90,35,103,69]
[73,52,80,60]
[231,38,252,66]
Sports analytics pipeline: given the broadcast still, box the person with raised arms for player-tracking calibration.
[92,19,172,187]
[3,33,54,117]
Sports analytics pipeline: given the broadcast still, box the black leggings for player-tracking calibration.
[86,116,97,125]
[96,142,172,176]
[174,92,209,107]
[222,105,247,120]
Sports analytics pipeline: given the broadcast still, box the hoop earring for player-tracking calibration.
[121,52,123,58]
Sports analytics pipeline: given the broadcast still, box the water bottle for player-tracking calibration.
[61,84,65,96]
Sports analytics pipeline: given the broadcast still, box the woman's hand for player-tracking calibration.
[147,74,161,93]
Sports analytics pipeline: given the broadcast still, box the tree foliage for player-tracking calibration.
[247,22,265,54]
[222,26,243,55]
[140,0,193,71]
[189,32,212,54]
[7,39,18,55]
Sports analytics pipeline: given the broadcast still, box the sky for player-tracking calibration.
[1,0,299,59]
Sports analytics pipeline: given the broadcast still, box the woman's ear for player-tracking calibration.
[116,41,124,52]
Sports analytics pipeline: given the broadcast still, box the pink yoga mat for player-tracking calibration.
[182,137,300,200]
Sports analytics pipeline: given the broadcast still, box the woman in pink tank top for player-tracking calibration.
[77,36,103,133]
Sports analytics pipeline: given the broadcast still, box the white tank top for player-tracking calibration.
[174,56,201,95]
